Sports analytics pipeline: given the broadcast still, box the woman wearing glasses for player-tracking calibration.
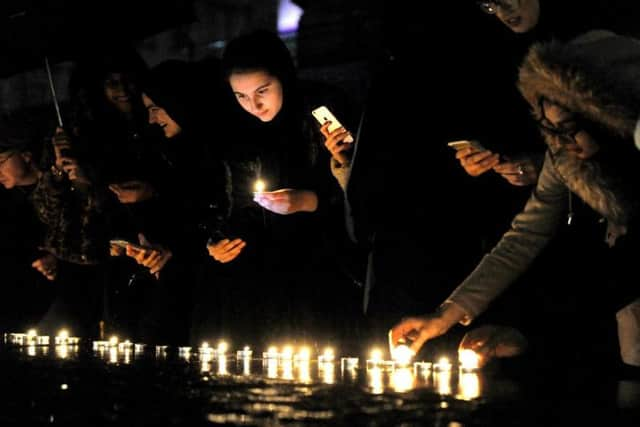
[391,31,640,373]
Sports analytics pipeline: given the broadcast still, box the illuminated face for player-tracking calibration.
[539,99,600,160]
[494,0,540,34]
[229,70,284,122]
[0,151,38,189]
[142,93,182,138]
[104,72,135,114]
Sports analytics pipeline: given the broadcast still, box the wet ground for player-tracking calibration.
[0,340,639,426]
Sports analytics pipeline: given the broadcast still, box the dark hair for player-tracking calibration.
[221,30,296,89]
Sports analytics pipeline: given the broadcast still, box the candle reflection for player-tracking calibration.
[435,371,452,395]
[201,350,212,373]
[217,355,228,375]
[282,359,294,380]
[458,372,481,400]
[391,367,415,393]
[297,360,311,383]
[266,357,278,378]
[319,362,335,384]
[242,357,251,376]
[109,347,118,364]
[368,367,384,394]
[27,344,37,357]
[56,344,69,359]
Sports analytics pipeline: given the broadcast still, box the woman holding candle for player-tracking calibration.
[391,31,640,372]
[191,29,358,346]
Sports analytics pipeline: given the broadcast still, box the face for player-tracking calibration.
[487,0,540,33]
[142,93,182,138]
[0,151,38,189]
[539,99,600,160]
[104,72,136,114]
[229,70,283,122]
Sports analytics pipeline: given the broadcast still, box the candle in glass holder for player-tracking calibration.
[236,346,252,359]
[263,346,278,359]
[318,347,335,363]
[366,348,384,369]
[391,344,414,366]
[434,356,452,372]
[458,349,480,372]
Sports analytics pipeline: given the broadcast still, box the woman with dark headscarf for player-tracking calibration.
[190,30,357,346]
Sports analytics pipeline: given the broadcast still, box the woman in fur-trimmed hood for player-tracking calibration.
[390,30,640,368]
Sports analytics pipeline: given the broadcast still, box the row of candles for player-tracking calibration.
[5,331,482,398]
[5,331,480,371]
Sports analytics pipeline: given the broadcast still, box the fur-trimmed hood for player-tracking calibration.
[518,30,640,142]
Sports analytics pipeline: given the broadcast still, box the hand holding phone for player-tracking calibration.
[312,105,354,143]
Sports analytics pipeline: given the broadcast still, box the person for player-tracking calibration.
[390,31,640,371]
[0,118,108,337]
[111,58,231,345]
[191,29,358,347]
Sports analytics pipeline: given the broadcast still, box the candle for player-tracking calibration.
[458,349,480,372]
[319,361,336,385]
[318,347,335,363]
[216,341,228,357]
[263,346,278,359]
[390,344,414,366]
[434,356,452,372]
[55,329,69,345]
[366,348,384,369]
[295,347,311,362]
[236,346,252,359]
[253,179,266,194]
[391,367,415,393]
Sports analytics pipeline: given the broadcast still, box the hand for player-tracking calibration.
[109,181,155,204]
[207,238,246,263]
[110,243,126,257]
[492,154,541,186]
[125,233,172,279]
[253,189,318,214]
[31,253,58,281]
[456,146,500,177]
[52,127,89,184]
[320,121,353,166]
[389,303,468,354]
[458,325,528,367]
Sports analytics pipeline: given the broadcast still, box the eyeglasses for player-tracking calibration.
[536,98,583,148]
[476,0,520,15]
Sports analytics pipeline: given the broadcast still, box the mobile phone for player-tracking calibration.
[311,105,354,143]
[109,239,143,251]
[447,140,486,151]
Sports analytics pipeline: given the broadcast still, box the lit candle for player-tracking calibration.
[108,336,119,347]
[366,348,384,369]
[281,345,294,360]
[253,179,266,195]
[295,347,311,362]
[26,329,37,345]
[318,347,335,363]
[55,329,69,345]
[134,343,146,354]
[458,349,480,372]
[236,346,252,359]
[216,341,228,357]
[217,355,228,375]
[266,357,278,378]
[263,346,278,359]
[413,361,432,383]
[340,357,359,370]
[390,344,414,366]
[92,340,109,351]
[434,356,452,372]
[435,370,452,395]
[117,340,133,352]
[155,345,168,358]
[367,366,384,394]
[179,346,192,360]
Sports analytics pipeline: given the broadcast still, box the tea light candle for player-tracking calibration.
[318,347,335,363]
[458,349,480,372]
[434,356,452,372]
[340,357,359,370]
[391,344,414,366]
[236,346,252,359]
[263,346,278,359]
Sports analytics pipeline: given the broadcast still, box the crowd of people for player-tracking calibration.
[1,0,640,382]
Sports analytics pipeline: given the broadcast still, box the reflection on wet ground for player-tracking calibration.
[1,339,639,426]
